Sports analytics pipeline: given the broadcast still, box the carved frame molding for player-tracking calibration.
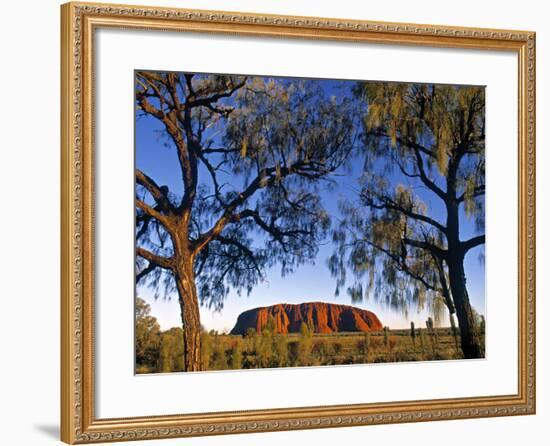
[60,2,536,443]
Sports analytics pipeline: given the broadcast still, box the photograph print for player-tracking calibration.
[134,70,486,374]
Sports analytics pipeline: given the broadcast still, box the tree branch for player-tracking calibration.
[413,148,447,200]
[135,72,196,217]
[186,79,247,110]
[370,127,446,200]
[136,169,173,212]
[404,237,447,259]
[193,156,342,255]
[433,255,455,314]
[215,235,263,277]
[135,198,171,226]
[238,209,312,247]
[457,184,485,203]
[136,261,157,284]
[461,234,485,252]
[363,193,447,234]
[191,165,280,253]
[358,239,438,292]
[136,246,173,270]
[202,147,240,155]
[135,76,166,120]
[197,151,225,206]
[369,129,436,159]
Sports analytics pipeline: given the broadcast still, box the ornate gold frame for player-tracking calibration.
[60,2,536,443]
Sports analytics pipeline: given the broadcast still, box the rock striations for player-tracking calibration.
[230,302,383,335]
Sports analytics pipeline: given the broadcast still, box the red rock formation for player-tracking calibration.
[230,302,383,335]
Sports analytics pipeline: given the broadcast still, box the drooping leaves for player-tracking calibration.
[331,81,485,319]
[135,72,359,311]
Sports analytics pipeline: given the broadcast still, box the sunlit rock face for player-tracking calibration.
[230,302,383,335]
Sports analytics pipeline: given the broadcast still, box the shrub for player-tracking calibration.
[200,331,213,370]
[135,298,161,371]
[158,328,184,373]
[211,341,228,370]
[231,338,243,369]
[256,330,275,368]
[297,322,313,366]
[426,317,437,353]
[274,336,289,367]
[357,332,370,362]
[418,328,426,356]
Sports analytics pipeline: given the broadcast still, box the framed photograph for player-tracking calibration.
[60,2,536,443]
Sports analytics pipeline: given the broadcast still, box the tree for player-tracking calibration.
[200,330,213,370]
[256,326,273,368]
[230,338,243,369]
[211,339,228,370]
[159,327,185,373]
[330,82,485,358]
[297,322,313,366]
[135,72,356,370]
[274,336,289,367]
[135,298,161,371]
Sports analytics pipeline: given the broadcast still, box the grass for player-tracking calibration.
[136,327,484,374]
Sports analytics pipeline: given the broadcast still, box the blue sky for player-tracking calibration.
[135,73,485,331]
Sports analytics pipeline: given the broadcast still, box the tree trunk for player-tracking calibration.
[174,263,202,372]
[447,254,483,359]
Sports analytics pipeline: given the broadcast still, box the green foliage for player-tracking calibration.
[159,328,184,373]
[230,338,243,370]
[136,308,477,374]
[274,335,289,367]
[200,330,213,370]
[264,315,276,336]
[313,340,335,365]
[426,317,439,353]
[479,315,486,335]
[135,72,359,311]
[256,326,274,368]
[471,308,486,335]
[211,338,228,370]
[329,82,486,347]
[358,332,370,362]
[135,298,187,373]
[138,326,469,373]
[361,83,484,176]
[297,322,313,366]
[135,298,161,370]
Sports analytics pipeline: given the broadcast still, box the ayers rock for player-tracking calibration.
[230,302,383,335]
